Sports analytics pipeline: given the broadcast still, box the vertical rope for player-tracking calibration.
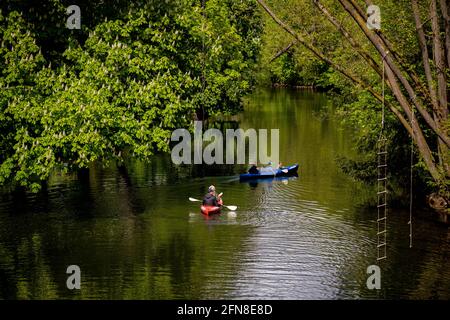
[376,52,388,263]
[382,57,386,260]
[409,100,414,248]
[381,59,385,130]
[201,0,206,122]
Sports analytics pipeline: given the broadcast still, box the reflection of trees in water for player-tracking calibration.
[0,235,59,299]
[0,161,251,299]
[244,175,298,190]
[334,207,450,299]
[1,88,449,299]
[0,243,16,298]
[381,216,450,299]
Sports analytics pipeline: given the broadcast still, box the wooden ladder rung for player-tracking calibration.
[377,242,387,248]
[377,141,388,262]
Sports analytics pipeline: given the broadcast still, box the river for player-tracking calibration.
[0,88,449,299]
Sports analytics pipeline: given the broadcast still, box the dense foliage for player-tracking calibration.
[0,0,262,191]
[258,0,450,199]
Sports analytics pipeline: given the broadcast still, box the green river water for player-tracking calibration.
[0,88,449,299]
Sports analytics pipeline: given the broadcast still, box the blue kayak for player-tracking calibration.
[239,164,299,181]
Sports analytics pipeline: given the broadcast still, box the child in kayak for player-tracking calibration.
[203,185,223,206]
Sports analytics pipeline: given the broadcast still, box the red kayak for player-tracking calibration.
[201,199,223,215]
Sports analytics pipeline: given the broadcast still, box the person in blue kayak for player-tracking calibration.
[249,162,282,174]
[266,161,282,169]
[248,163,260,174]
[203,185,223,206]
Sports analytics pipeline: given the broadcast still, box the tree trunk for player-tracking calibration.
[270,40,297,63]
[439,0,450,70]
[430,0,448,118]
[384,64,442,183]
[411,0,440,114]
[313,0,382,78]
[364,0,434,107]
[430,0,450,177]
[257,0,409,132]
[257,0,448,184]
[341,0,450,149]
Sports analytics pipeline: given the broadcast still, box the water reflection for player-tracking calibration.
[0,88,449,299]
[243,175,299,189]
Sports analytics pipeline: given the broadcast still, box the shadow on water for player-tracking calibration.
[242,175,299,190]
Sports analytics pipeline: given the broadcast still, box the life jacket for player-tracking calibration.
[248,165,259,174]
[202,193,217,206]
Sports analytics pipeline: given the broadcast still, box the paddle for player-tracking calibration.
[188,197,238,211]
[268,167,288,175]
[265,161,288,175]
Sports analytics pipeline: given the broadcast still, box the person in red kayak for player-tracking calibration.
[202,185,222,206]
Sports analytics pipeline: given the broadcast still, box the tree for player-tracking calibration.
[257,0,449,201]
[0,0,262,191]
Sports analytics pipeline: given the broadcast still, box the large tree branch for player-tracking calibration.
[431,0,450,176]
[340,0,450,148]
[257,0,367,87]
[313,0,382,78]
[363,0,438,114]
[430,0,448,118]
[257,0,445,182]
[270,40,297,63]
[361,0,409,63]
[338,0,442,182]
[257,0,412,142]
[439,0,450,70]
[383,63,442,182]
[411,0,440,114]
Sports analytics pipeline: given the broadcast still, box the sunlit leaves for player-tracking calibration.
[0,0,262,190]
